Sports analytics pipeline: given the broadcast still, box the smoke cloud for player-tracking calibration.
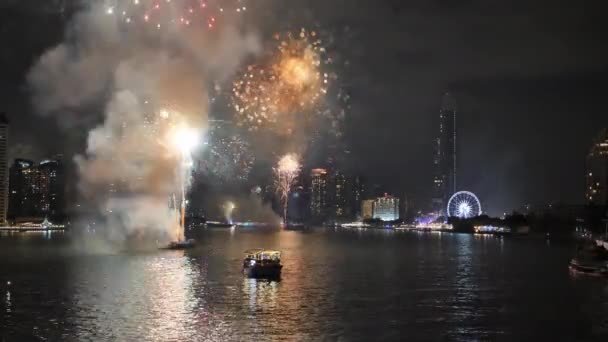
[27,2,260,247]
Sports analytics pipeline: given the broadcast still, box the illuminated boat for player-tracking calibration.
[243,249,282,279]
[205,221,235,228]
[282,222,307,230]
[160,239,196,250]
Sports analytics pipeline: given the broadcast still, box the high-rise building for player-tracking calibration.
[586,128,608,205]
[8,158,65,222]
[310,168,329,219]
[373,195,400,221]
[432,92,457,214]
[0,113,7,223]
[352,175,366,217]
[332,171,350,218]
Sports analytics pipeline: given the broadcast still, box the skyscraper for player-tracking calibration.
[352,175,366,217]
[8,158,65,222]
[0,113,7,223]
[432,93,457,214]
[310,168,329,219]
[331,171,345,218]
[586,128,608,205]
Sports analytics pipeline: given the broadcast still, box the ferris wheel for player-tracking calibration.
[447,191,482,218]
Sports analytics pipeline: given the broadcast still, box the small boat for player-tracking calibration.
[160,239,196,250]
[282,222,307,230]
[205,221,235,228]
[569,258,608,276]
[243,249,282,279]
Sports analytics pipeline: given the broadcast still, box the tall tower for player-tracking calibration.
[0,113,8,223]
[310,168,328,219]
[432,93,457,215]
[586,128,608,205]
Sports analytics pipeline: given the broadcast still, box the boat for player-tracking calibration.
[569,243,608,276]
[160,239,196,250]
[596,239,608,251]
[569,258,608,276]
[243,249,282,279]
[282,222,307,230]
[205,221,235,228]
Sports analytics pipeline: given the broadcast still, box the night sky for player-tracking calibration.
[2,0,608,215]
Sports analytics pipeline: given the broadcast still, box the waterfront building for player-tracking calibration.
[352,175,366,217]
[431,92,457,214]
[310,168,329,219]
[8,158,65,222]
[0,113,7,223]
[361,199,374,220]
[586,128,608,205]
[332,171,350,218]
[373,195,400,221]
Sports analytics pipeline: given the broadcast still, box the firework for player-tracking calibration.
[140,107,201,241]
[223,201,236,223]
[274,153,301,222]
[232,28,332,132]
[167,122,201,241]
[198,121,254,182]
[103,0,248,30]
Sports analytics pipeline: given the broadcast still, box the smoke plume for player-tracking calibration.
[27,2,260,246]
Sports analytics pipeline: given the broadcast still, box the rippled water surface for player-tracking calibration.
[1,228,608,341]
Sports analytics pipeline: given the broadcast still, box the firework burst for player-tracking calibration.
[199,133,254,182]
[232,28,334,133]
[103,0,248,30]
[274,153,301,222]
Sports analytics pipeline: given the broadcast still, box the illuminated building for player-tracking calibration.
[373,195,400,221]
[8,158,65,222]
[0,113,7,223]
[361,199,374,220]
[586,128,608,205]
[310,168,328,218]
[332,171,350,218]
[432,92,457,214]
[352,175,366,217]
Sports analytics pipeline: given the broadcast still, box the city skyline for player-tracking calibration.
[2,2,608,341]
[1,1,608,216]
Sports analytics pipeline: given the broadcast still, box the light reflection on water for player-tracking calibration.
[0,228,607,341]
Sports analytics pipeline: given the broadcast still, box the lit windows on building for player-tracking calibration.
[432,93,457,214]
[586,128,608,205]
[333,171,349,218]
[8,158,64,221]
[310,168,328,218]
[373,195,400,221]
[0,113,8,223]
[361,199,374,220]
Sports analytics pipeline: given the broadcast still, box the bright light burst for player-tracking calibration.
[170,126,200,155]
[103,0,248,30]
[232,28,333,132]
[223,201,236,223]
[274,153,301,222]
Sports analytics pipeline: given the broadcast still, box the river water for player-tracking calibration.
[1,228,607,341]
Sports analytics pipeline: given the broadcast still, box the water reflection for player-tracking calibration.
[69,251,233,341]
[243,278,280,312]
[1,228,607,341]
